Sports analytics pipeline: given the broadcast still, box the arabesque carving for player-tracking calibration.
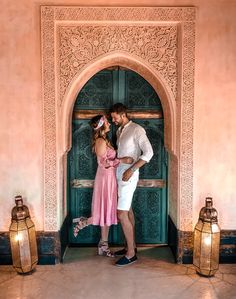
[59,25,177,104]
[54,7,195,22]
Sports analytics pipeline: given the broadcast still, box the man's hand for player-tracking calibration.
[122,159,147,181]
[120,156,134,164]
[122,168,133,181]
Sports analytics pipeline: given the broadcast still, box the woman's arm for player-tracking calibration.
[95,139,115,168]
[95,138,107,156]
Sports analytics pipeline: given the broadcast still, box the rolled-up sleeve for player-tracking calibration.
[135,127,154,163]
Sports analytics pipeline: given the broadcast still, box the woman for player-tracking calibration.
[73,114,133,257]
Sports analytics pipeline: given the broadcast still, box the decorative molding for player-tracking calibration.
[179,22,195,230]
[41,6,195,232]
[58,25,178,104]
[41,7,57,231]
[54,7,195,22]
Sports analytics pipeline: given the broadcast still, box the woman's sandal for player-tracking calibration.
[73,217,88,237]
[98,240,115,258]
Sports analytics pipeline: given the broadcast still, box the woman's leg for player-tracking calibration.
[101,225,109,241]
[98,225,114,257]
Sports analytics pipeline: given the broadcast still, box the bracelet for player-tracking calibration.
[130,166,138,172]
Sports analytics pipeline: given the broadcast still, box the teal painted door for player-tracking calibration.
[68,68,168,245]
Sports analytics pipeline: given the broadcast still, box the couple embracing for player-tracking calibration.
[73,103,153,267]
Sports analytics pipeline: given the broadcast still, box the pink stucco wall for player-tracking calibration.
[193,0,236,229]
[0,0,236,231]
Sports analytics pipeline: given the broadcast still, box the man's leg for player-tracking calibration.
[115,165,138,259]
[117,210,135,258]
[115,208,136,255]
[128,208,136,248]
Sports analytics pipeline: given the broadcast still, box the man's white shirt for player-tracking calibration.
[116,121,153,163]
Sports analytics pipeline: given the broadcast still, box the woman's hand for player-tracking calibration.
[119,157,134,164]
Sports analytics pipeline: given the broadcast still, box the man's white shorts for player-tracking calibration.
[116,164,139,211]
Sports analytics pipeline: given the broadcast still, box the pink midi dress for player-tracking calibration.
[90,146,120,227]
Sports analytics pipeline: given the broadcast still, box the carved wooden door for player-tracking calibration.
[68,68,168,245]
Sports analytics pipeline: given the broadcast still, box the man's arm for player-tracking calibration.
[136,127,154,163]
[122,127,153,181]
[122,158,146,181]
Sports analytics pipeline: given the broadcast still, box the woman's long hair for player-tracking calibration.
[90,115,113,153]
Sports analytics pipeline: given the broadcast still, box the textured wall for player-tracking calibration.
[0,0,236,231]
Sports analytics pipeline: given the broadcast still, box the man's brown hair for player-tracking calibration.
[110,103,127,116]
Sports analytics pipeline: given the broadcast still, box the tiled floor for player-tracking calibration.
[0,247,235,299]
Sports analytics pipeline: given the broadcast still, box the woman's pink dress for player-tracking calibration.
[90,147,120,226]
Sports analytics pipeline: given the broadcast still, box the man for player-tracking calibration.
[110,103,153,266]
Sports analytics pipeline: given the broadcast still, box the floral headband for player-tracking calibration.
[94,116,105,130]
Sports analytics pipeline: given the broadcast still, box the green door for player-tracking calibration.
[68,68,168,245]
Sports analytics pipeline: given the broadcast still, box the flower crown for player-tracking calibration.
[94,116,105,130]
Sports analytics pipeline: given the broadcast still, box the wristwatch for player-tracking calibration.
[130,166,138,172]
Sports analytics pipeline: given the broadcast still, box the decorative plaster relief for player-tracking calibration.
[54,7,195,22]
[58,25,178,105]
[41,7,57,231]
[41,6,195,232]
[179,22,195,230]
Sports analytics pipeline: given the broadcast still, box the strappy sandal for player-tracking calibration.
[97,240,115,258]
[73,217,88,237]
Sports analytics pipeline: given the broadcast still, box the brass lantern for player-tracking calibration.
[9,195,38,274]
[193,197,220,277]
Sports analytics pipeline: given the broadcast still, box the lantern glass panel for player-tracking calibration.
[211,232,220,269]
[211,223,220,234]
[200,231,212,269]
[18,228,31,269]
[195,219,204,231]
[193,226,201,269]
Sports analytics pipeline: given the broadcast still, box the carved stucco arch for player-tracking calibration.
[60,51,176,155]
[41,6,195,232]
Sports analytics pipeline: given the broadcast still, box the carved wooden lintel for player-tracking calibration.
[71,179,165,188]
[138,179,165,188]
[73,110,163,120]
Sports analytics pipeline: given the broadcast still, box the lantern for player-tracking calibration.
[193,197,220,277]
[9,195,38,274]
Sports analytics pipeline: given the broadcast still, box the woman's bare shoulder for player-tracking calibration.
[95,138,107,156]
[95,138,106,146]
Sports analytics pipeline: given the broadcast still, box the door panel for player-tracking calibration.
[68,120,99,244]
[68,68,167,245]
[135,119,165,180]
[133,118,167,244]
[70,121,97,179]
[133,188,166,243]
[125,70,162,110]
[75,70,113,109]
[69,188,100,244]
